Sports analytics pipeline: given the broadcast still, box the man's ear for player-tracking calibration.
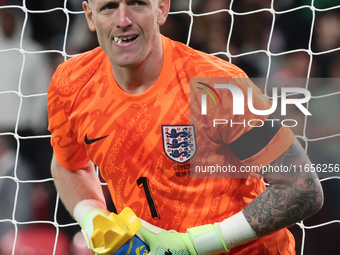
[83,1,96,32]
[157,0,170,26]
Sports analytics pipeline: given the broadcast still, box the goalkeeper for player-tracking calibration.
[47,0,323,254]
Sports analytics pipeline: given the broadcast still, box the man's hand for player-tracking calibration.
[138,220,229,255]
[78,205,146,255]
[80,208,110,253]
[138,227,196,255]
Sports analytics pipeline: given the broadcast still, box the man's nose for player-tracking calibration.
[116,5,132,29]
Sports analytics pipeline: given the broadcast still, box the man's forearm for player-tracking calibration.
[51,154,106,217]
[242,139,324,238]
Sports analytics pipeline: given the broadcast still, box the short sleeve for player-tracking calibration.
[47,65,89,170]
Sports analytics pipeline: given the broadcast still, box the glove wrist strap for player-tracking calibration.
[82,208,109,229]
[188,224,229,255]
[216,211,257,249]
[73,199,107,226]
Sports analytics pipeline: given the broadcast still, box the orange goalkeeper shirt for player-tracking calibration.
[48,35,295,254]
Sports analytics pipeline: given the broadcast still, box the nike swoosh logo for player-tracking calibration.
[84,134,109,145]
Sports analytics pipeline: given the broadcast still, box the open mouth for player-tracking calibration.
[114,35,138,44]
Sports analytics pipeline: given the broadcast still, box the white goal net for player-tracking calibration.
[0,0,339,254]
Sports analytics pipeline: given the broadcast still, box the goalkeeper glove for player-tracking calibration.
[137,219,229,255]
[73,199,110,254]
[73,200,148,255]
[81,208,111,254]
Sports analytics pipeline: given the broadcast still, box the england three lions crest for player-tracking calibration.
[162,125,197,163]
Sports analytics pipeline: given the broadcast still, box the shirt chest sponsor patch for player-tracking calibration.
[161,125,197,163]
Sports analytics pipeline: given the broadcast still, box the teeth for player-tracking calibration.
[114,37,122,43]
[114,36,136,44]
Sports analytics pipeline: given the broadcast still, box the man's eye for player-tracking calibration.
[102,3,117,10]
[134,1,144,6]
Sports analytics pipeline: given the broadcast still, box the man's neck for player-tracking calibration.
[111,41,164,95]
[112,62,162,95]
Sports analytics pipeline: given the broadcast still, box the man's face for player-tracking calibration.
[83,0,169,68]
